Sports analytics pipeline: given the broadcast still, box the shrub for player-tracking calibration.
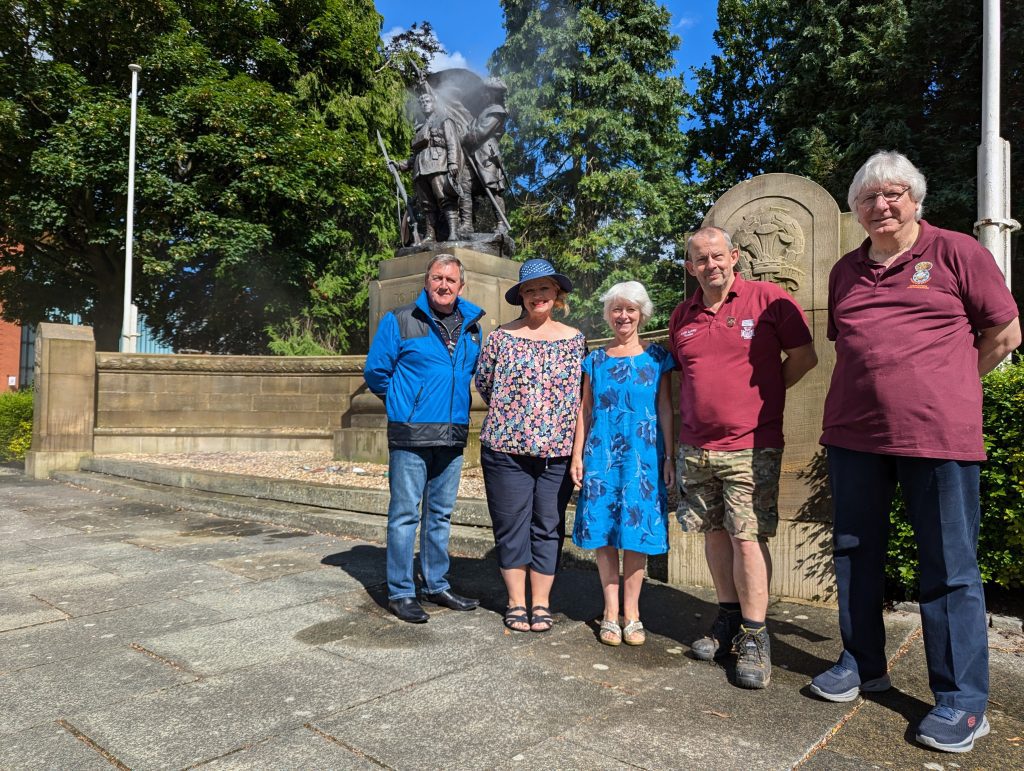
[0,389,33,462]
[886,359,1024,593]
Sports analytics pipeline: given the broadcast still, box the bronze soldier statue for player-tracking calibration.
[394,87,465,242]
[464,77,509,233]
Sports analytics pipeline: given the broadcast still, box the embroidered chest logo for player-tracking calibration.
[909,261,933,289]
[740,319,755,340]
[680,328,697,339]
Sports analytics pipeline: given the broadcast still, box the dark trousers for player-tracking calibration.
[827,445,989,712]
[480,446,573,575]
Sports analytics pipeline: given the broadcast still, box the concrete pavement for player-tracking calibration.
[1,468,1022,769]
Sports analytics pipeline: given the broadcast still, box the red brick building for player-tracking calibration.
[0,315,20,391]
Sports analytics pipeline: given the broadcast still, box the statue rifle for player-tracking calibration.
[465,153,512,233]
[376,130,421,246]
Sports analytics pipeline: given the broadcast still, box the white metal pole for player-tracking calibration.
[120,63,142,352]
[975,0,1018,289]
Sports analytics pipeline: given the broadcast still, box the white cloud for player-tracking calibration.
[382,25,405,44]
[381,24,475,73]
[674,16,697,30]
[429,50,471,72]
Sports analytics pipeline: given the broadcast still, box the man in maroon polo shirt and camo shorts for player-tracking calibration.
[670,226,818,689]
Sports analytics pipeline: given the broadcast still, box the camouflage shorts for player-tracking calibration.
[675,445,782,541]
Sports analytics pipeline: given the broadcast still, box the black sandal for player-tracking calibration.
[504,605,530,632]
[530,605,554,632]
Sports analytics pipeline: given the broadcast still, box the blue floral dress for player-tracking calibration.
[572,344,675,555]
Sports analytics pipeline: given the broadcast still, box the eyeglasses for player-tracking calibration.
[857,186,910,209]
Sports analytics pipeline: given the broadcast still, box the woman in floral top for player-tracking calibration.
[570,281,676,646]
[476,258,586,633]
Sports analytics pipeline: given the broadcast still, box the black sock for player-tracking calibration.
[720,602,741,613]
[741,617,765,631]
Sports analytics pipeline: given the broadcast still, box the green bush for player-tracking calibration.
[0,389,33,462]
[887,359,1024,593]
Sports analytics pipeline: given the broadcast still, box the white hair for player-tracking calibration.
[848,150,927,219]
[600,281,654,327]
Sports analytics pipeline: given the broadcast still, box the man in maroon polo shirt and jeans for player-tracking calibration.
[670,226,817,689]
[811,151,1021,753]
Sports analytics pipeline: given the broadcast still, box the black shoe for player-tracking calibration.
[420,589,479,611]
[388,597,429,623]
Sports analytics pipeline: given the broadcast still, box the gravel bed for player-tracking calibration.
[108,452,488,499]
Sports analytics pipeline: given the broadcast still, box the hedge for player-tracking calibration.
[0,389,33,462]
[887,358,1024,593]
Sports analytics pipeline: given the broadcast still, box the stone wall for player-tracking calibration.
[93,352,367,454]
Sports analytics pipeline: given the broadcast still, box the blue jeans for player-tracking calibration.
[386,447,464,600]
[827,445,988,712]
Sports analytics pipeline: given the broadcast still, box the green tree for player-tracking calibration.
[0,0,410,353]
[491,0,692,333]
[688,0,1024,242]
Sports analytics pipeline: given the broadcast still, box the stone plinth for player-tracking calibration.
[668,175,867,604]
[25,323,96,479]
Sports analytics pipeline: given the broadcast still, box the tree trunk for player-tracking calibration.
[92,281,125,352]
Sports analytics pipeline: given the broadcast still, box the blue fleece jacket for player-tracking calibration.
[363,290,484,448]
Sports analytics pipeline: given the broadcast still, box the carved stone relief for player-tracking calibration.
[732,206,807,293]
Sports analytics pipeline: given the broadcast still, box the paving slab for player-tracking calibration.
[198,726,384,770]
[28,561,251,616]
[136,602,346,676]
[0,593,70,633]
[310,656,620,768]
[183,566,368,618]
[1,598,229,674]
[0,644,196,734]
[0,723,111,770]
[64,649,399,769]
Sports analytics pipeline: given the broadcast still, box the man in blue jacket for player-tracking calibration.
[364,253,486,622]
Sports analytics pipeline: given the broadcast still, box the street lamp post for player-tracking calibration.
[120,63,142,353]
[976,0,1019,290]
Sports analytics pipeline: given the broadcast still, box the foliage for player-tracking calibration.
[0,388,32,462]
[886,359,1024,594]
[491,0,693,335]
[0,0,411,354]
[687,0,1024,239]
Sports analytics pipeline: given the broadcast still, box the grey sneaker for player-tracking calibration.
[810,662,891,702]
[691,608,741,661]
[916,705,990,753]
[733,625,771,689]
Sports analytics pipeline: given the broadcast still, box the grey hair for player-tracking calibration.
[848,150,927,219]
[425,253,465,284]
[685,226,734,260]
[600,281,654,327]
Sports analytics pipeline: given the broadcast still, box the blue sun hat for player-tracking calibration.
[505,258,574,305]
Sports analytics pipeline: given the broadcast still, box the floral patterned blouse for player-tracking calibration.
[475,329,587,458]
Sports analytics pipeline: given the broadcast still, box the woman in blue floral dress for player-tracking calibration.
[571,281,676,646]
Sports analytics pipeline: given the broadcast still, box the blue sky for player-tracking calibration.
[374,1,720,90]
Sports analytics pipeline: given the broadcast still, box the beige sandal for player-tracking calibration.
[622,619,646,646]
[599,619,622,646]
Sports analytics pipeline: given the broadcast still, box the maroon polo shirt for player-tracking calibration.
[821,220,1019,461]
[669,273,813,451]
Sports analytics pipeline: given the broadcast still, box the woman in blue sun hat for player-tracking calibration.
[475,258,586,633]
